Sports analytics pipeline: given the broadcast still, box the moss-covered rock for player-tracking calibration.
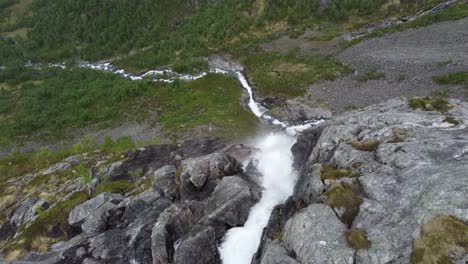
[320,165,357,180]
[350,140,380,152]
[409,97,453,113]
[324,183,363,226]
[410,215,468,264]
[1,191,89,259]
[346,229,372,250]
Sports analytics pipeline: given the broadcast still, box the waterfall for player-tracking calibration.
[219,132,298,264]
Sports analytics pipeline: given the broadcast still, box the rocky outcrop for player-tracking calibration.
[4,98,468,264]
[179,153,241,201]
[204,176,261,227]
[255,98,468,264]
[4,138,258,264]
[282,204,354,264]
[109,137,226,181]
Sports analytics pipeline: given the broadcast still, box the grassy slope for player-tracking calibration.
[0,68,258,146]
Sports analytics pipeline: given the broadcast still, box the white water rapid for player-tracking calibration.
[219,133,298,264]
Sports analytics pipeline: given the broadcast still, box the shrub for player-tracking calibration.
[324,182,363,226]
[320,165,357,180]
[346,229,372,250]
[410,215,468,264]
[350,140,380,152]
[409,97,453,113]
[433,71,468,85]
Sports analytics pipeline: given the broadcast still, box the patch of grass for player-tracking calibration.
[409,97,453,113]
[324,182,363,226]
[101,136,135,154]
[94,180,135,195]
[350,140,380,152]
[346,229,372,250]
[320,165,357,180]
[244,51,350,98]
[410,215,468,264]
[443,116,460,126]
[357,69,385,82]
[156,73,259,137]
[433,71,468,86]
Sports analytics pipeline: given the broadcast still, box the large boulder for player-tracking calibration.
[172,226,220,264]
[204,176,261,228]
[151,205,198,264]
[179,153,241,200]
[68,193,124,232]
[282,204,354,264]
[259,240,300,264]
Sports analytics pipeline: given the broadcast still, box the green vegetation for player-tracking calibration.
[346,229,372,250]
[410,215,468,264]
[116,0,256,71]
[244,51,349,97]
[173,58,209,74]
[350,140,380,152]
[320,165,357,181]
[357,69,385,82]
[75,163,93,196]
[156,73,258,136]
[433,71,468,86]
[261,0,386,24]
[324,182,363,226]
[94,180,136,195]
[346,2,468,47]
[19,0,196,61]
[0,67,258,145]
[101,136,135,154]
[408,97,453,113]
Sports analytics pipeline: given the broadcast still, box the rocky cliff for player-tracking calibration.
[1,97,468,264]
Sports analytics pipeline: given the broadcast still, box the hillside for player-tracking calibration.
[0,0,468,263]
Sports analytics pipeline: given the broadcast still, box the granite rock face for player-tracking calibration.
[256,98,468,264]
[5,139,257,264]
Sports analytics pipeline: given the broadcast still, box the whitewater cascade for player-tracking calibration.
[219,133,298,263]
[77,61,320,264]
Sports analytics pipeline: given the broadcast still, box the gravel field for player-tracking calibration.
[306,17,468,113]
